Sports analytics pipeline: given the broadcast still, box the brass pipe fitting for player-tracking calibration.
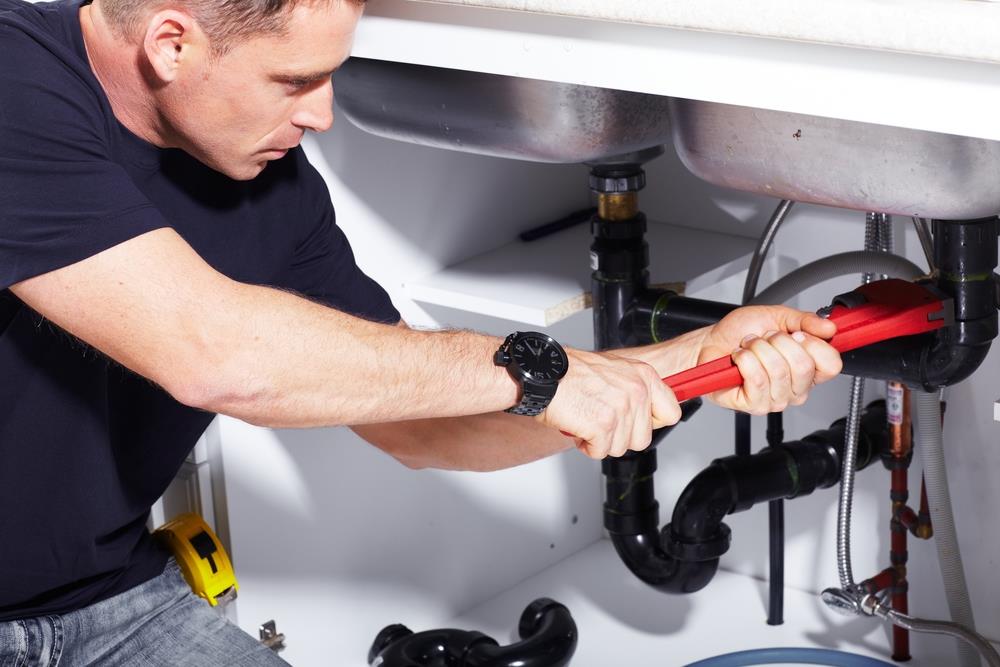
[597,192,639,221]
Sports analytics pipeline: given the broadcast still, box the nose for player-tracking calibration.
[291,78,334,134]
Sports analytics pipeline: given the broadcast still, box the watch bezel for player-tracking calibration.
[505,331,569,385]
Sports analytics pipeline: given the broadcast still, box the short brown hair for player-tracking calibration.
[101,0,365,54]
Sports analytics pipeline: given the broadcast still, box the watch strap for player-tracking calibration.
[505,382,557,417]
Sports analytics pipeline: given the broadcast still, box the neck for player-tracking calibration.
[79,2,169,147]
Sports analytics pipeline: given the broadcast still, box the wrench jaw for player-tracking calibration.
[822,278,982,390]
[821,279,954,354]
[929,300,957,328]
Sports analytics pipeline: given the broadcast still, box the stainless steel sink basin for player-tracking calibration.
[336,59,1000,219]
[335,58,673,164]
[669,98,1000,220]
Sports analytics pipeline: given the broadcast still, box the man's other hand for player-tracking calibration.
[539,349,681,460]
[699,305,842,415]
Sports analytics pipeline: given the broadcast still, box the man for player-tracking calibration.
[0,0,842,663]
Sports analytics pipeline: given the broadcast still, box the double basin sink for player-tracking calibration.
[335,58,1000,220]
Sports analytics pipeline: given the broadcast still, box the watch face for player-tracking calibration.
[510,334,568,382]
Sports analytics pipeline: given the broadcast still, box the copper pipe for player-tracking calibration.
[888,381,912,458]
[864,387,934,661]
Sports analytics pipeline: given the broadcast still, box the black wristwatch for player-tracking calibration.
[493,331,569,416]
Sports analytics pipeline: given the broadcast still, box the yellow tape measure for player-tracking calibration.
[154,512,238,607]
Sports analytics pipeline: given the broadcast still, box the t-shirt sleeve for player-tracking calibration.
[0,25,170,291]
[283,156,400,325]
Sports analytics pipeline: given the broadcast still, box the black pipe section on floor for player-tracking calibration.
[604,401,889,595]
[367,598,577,667]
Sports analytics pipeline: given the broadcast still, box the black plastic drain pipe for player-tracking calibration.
[841,217,999,388]
[368,598,577,667]
[597,210,996,600]
[765,412,785,626]
[603,401,890,594]
[623,290,738,346]
[626,217,999,390]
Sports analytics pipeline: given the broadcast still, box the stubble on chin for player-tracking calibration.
[226,160,268,181]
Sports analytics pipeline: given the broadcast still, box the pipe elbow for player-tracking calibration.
[603,464,733,595]
[671,465,735,537]
[471,598,577,667]
[367,599,577,667]
[609,532,720,594]
[919,339,991,389]
[842,334,993,391]
[602,431,732,596]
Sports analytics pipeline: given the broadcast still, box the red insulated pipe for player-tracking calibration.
[892,588,911,661]
[895,504,920,534]
[888,381,912,662]
[861,568,898,595]
[891,483,911,660]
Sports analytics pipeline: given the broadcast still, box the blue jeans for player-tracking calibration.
[0,559,288,666]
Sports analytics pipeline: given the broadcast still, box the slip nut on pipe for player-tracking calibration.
[662,523,732,562]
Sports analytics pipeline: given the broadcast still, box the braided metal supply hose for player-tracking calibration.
[835,212,891,590]
[836,376,865,590]
[862,590,1000,667]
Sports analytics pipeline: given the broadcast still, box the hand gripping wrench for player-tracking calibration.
[663,278,953,403]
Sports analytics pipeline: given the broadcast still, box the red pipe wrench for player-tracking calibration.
[664,279,953,402]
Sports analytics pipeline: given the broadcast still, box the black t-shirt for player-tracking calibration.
[0,0,400,620]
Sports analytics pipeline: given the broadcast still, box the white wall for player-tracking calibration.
[220,105,1000,665]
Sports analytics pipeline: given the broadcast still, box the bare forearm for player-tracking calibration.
[208,288,708,431]
[615,327,711,377]
[10,229,520,429]
[195,282,519,427]
[353,413,575,472]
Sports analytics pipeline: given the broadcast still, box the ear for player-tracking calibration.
[141,9,204,83]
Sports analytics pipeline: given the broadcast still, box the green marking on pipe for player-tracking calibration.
[940,270,994,283]
[781,449,800,497]
[649,292,674,344]
[616,474,654,501]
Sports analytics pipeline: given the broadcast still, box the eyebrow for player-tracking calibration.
[271,67,338,84]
